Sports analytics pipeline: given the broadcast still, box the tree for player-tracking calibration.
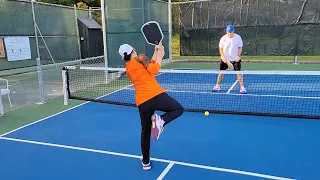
[38,0,100,7]
[77,1,88,8]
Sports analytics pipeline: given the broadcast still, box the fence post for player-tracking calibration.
[293,55,298,64]
[89,7,92,18]
[32,0,45,104]
[168,0,173,63]
[0,94,4,116]
[31,1,40,62]
[100,0,109,83]
[74,5,82,60]
[293,26,299,65]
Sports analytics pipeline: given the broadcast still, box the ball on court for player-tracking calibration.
[204,111,209,116]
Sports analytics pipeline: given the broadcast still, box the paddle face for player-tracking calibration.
[141,21,163,45]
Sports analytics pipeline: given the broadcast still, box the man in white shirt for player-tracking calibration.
[212,24,247,94]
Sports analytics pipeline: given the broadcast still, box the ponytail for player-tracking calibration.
[123,52,131,61]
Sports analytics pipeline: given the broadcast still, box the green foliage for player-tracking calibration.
[83,0,100,7]
[172,34,180,56]
[77,1,88,8]
[38,0,100,7]
[37,0,77,6]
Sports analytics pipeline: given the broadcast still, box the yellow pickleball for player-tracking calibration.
[204,111,209,116]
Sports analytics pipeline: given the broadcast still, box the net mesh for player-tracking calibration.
[64,66,320,119]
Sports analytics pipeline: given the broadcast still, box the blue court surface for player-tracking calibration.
[1,99,320,180]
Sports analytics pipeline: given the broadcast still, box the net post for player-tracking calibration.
[62,67,69,105]
[36,58,45,104]
[168,0,173,63]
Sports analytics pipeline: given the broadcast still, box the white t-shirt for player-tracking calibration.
[219,33,243,62]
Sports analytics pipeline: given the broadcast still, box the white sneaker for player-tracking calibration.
[212,85,220,92]
[151,114,165,140]
[141,158,151,170]
[240,86,247,94]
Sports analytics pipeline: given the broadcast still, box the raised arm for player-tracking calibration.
[147,43,165,74]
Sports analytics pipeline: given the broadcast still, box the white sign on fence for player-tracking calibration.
[4,36,32,61]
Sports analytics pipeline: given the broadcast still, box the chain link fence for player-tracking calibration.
[178,0,320,57]
[0,56,105,114]
[0,0,91,70]
[0,0,104,115]
[0,0,172,115]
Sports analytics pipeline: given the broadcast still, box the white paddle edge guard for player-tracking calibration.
[141,21,164,46]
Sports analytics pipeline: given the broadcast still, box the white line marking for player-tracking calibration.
[0,83,134,137]
[157,162,175,180]
[227,80,238,94]
[0,137,295,180]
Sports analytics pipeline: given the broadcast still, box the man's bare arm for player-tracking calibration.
[236,47,243,62]
[219,47,227,63]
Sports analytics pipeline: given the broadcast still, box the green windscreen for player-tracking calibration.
[104,0,169,68]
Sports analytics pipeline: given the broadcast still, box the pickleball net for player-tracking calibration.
[62,66,320,119]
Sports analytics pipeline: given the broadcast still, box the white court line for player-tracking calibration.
[0,136,295,180]
[0,83,134,137]
[226,80,238,94]
[156,162,175,180]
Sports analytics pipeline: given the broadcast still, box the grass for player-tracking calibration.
[172,34,180,56]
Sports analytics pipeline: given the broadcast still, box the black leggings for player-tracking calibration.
[138,92,183,164]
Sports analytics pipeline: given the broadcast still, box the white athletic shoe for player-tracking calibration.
[142,161,151,170]
[240,86,247,94]
[212,85,220,92]
[151,114,165,140]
